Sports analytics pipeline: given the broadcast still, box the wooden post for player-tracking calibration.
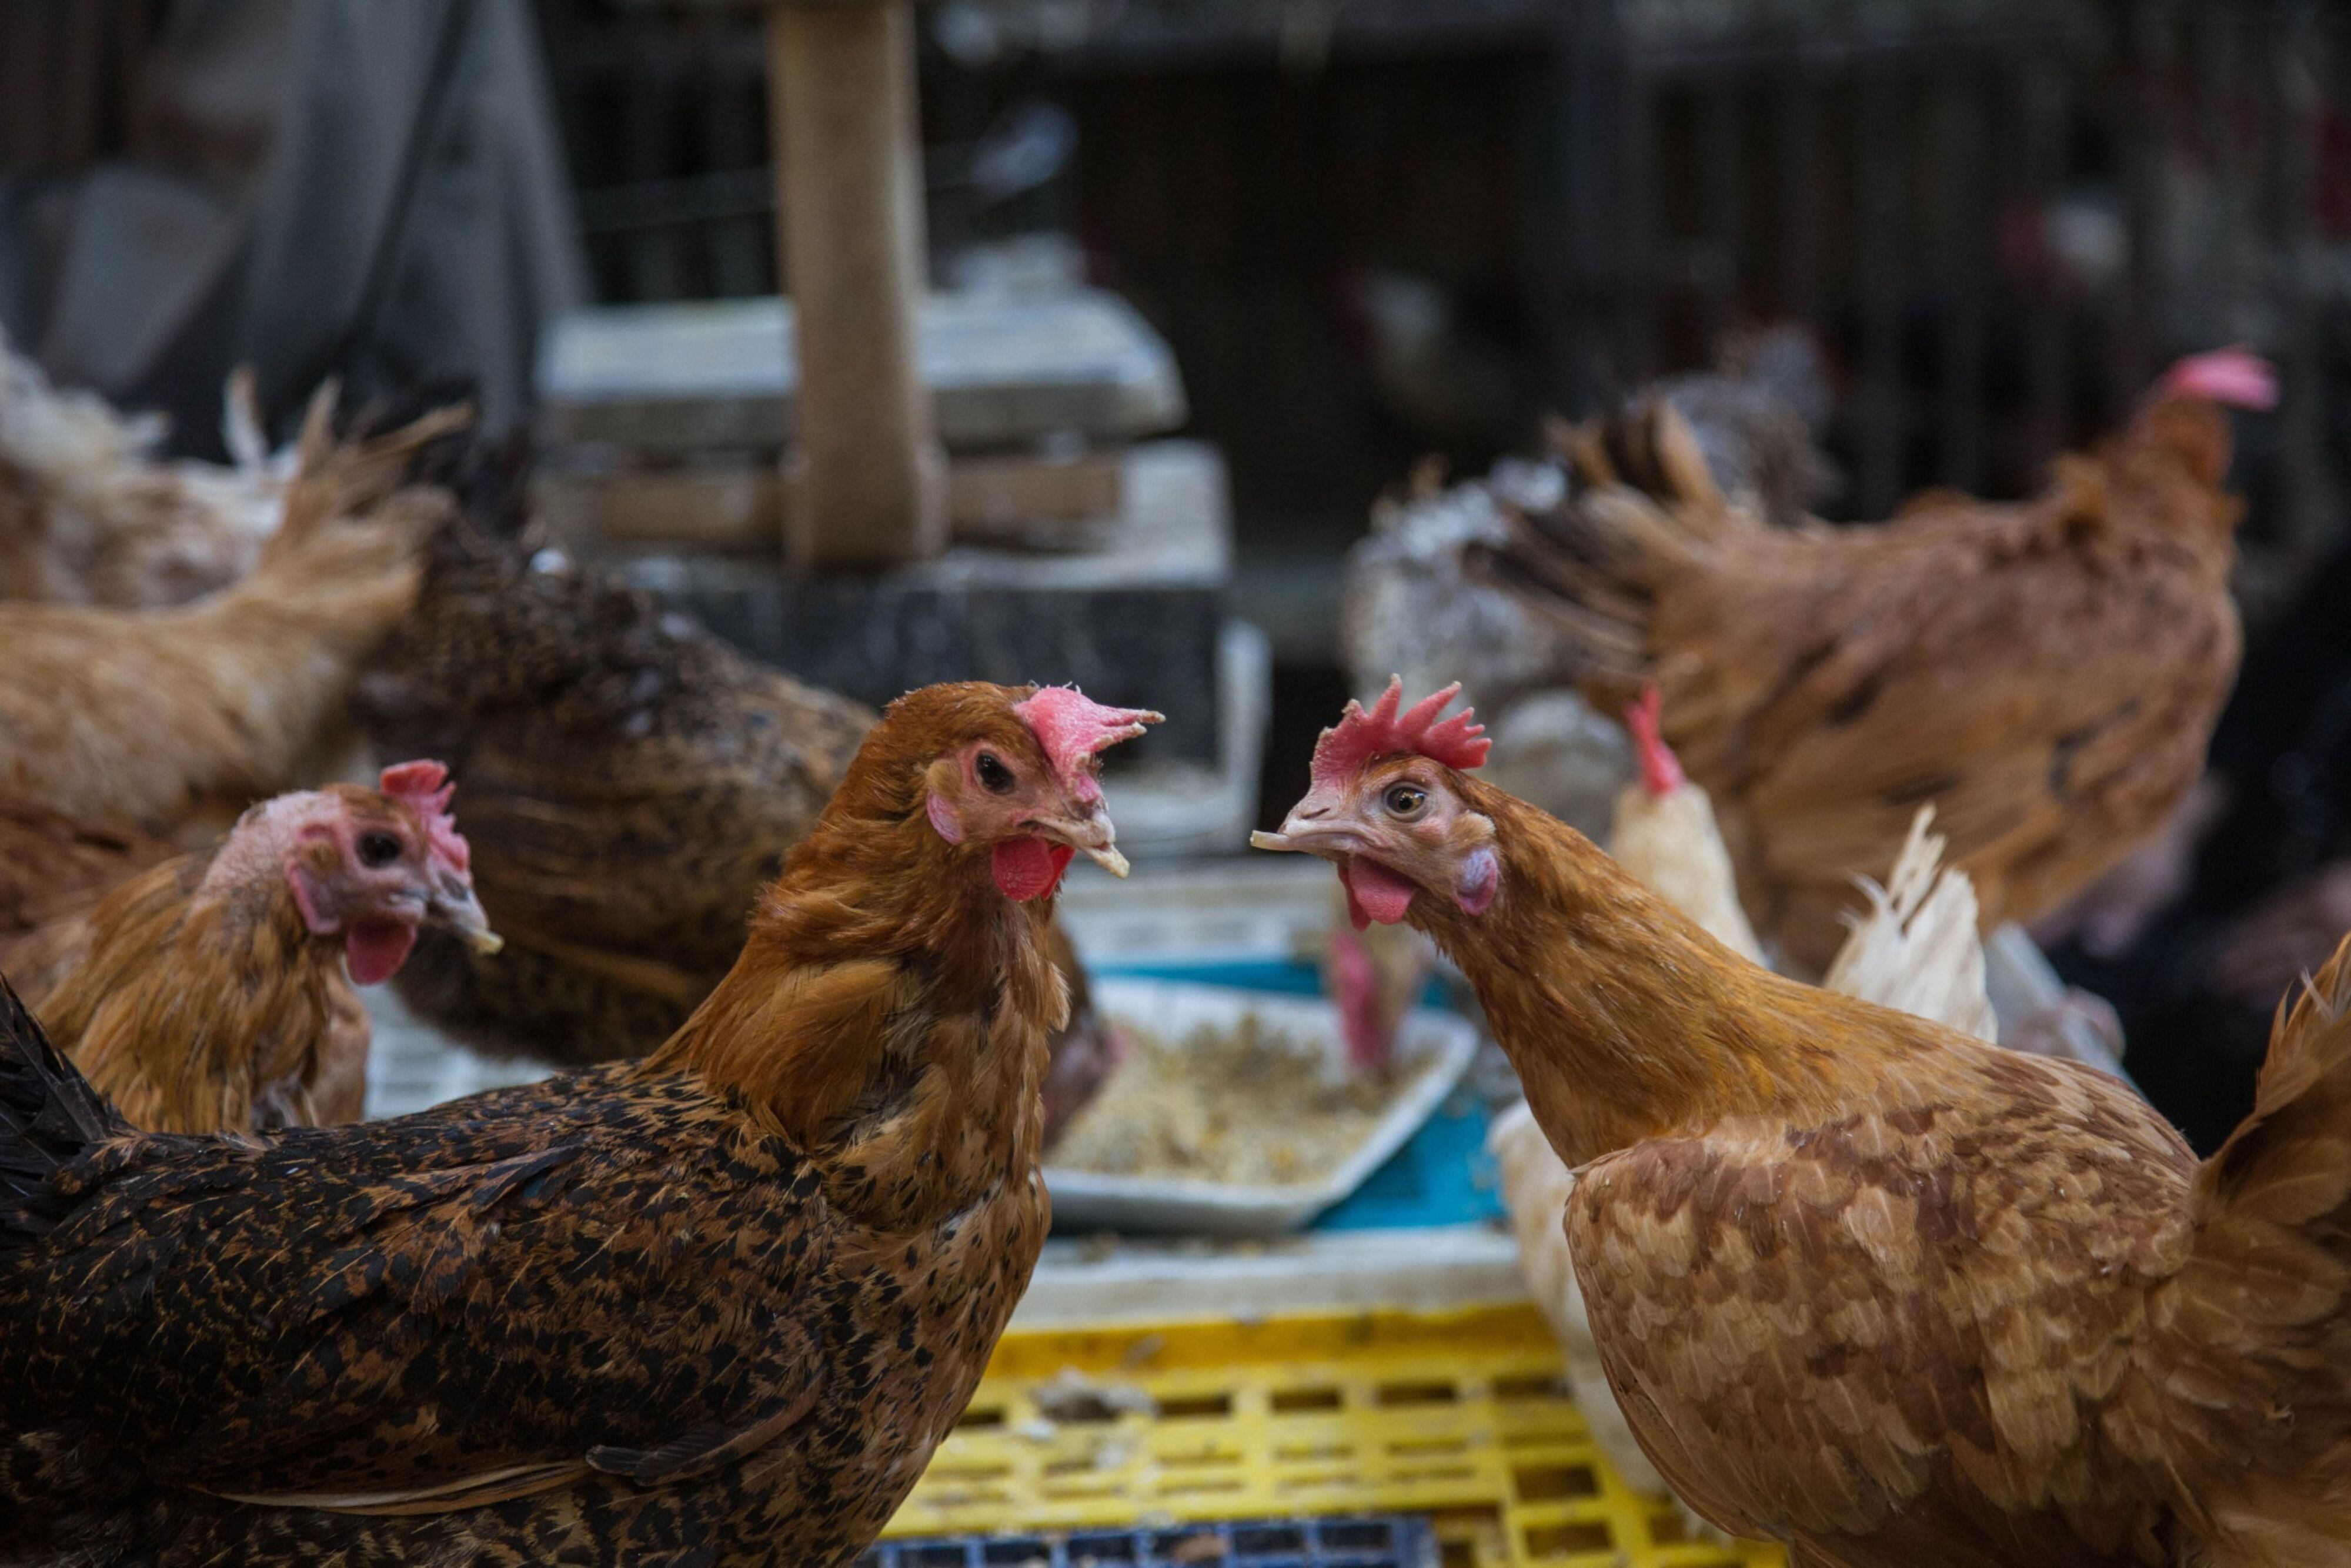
[767,0,947,570]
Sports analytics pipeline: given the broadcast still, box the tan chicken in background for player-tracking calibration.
[0,392,460,841]
[1490,347,2275,969]
[0,334,289,609]
[29,764,497,1134]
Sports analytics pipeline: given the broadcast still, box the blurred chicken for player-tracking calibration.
[1605,686,1765,963]
[0,333,288,607]
[1555,324,1838,529]
[0,799,178,1001]
[34,764,496,1134]
[1491,347,2275,969]
[1319,888,1434,1078]
[0,681,1152,1563]
[1822,807,1999,1044]
[0,392,460,840]
[355,516,876,1064]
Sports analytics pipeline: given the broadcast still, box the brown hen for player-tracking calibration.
[0,339,288,609]
[1495,349,2275,968]
[1262,684,2351,1566]
[0,392,463,840]
[36,764,496,1134]
[0,680,1155,1564]
[0,799,178,1001]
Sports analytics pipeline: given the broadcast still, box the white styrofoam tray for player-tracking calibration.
[1045,977,1480,1237]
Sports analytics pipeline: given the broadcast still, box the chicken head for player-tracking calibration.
[208,763,500,985]
[915,683,1161,901]
[1253,676,1501,928]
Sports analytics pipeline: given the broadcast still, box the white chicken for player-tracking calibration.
[0,333,288,608]
[1491,694,1996,1518]
[1605,684,1765,963]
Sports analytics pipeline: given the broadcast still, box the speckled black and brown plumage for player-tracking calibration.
[355,524,876,1064]
[0,681,1136,1566]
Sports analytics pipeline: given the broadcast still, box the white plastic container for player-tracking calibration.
[1045,977,1480,1236]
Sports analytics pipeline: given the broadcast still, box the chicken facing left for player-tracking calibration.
[0,680,1156,1566]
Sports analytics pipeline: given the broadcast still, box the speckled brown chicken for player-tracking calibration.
[355,524,877,1064]
[0,680,1155,1565]
[1485,348,2276,968]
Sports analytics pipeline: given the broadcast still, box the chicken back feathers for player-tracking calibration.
[0,395,462,838]
[356,530,877,1064]
[1500,357,2264,968]
[0,680,1143,1564]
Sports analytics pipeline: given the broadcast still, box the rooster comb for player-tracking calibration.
[1311,677,1490,789]
[378,760,471,877]
[1624,684,1685,797]
[1013,686,1163,803]
[2162,346,2278,411]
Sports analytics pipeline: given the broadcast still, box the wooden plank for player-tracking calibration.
[539,288,1188,452]
[767,0,947,568]
[536,450,1126,551]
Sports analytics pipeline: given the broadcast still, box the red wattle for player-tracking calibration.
[345,918,418,985]
[1340,858,1417,927]
[992,837,1075,901]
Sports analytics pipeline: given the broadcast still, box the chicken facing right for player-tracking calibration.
[1256,678,2351,1567]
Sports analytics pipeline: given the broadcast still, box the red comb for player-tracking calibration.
[1310,677,1490,790]
[1013,686,1161,804]
[378,760,471,877]
[2161,346,2277,411]
[1624,685,1685,797]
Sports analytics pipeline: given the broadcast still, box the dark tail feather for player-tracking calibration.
[0,976,122,1212]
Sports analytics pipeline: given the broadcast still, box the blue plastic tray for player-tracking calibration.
[864,1513,1440,1567]
[1083,959,1501,1233]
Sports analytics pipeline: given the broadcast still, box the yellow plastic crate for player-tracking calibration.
[887,1302,1788,1568]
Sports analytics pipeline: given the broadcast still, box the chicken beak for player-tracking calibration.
[428,884,503,954]
[1251,794,1362,861]
[1033,802,1131,879]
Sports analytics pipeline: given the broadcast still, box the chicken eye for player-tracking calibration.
[975,751,1016,794]
[1384,784,1428,817]
[356,831,403,868]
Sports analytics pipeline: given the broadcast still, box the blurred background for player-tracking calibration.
[6,0,2351,1230]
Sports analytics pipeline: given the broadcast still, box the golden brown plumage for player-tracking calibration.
[37,770,495,1134]
[0,393,462,839]
[0,680,1154,1564]
[0,798,178,1000]
[1500,352,2270,968]
[1263,687,2351,1564]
